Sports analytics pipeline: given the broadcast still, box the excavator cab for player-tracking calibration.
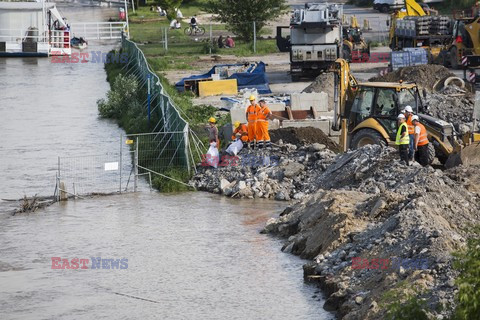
[346,83,421,148]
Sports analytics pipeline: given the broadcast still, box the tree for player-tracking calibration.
[205,0,289,41]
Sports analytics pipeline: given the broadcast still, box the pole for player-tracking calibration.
[147,74,151,123]
[124,0,130,39]
[209,24,212,54]
[165,28,168,51]
[131,0,135,13]
[134,136,139,192]
[119,134,123,193]
[253,21,256,53]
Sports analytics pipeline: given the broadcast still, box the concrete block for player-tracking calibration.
[290,92,328,113]
[230,104,247,125]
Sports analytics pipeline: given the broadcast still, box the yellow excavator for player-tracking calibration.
[342,16,370,62]
[389,0,450,62]
[330,58,480,167]
[447,5,480,69]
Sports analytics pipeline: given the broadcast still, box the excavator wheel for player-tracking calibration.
[351,129,387,149]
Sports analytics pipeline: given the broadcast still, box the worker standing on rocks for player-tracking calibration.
[256,99,272,148]
[231,121,248,147]
[246,95,259,149]
[396,114,410,165]
[404,105,415,161]
[412,115,430,166]
[206,117,220,148]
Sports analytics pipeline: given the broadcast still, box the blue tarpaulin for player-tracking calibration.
[175,62,272,94]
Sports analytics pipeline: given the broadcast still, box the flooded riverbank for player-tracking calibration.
[0,6,332,320]
[0,192,332,319]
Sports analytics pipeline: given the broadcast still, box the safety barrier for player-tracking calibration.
[121,35,204,176]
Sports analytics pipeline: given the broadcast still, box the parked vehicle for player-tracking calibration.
[276,3,343,81]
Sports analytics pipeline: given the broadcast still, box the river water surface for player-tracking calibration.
[0,5,331,320]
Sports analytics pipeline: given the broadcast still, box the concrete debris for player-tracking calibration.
[191,143,337,200]
[423,88,479,134]
[263,145,480,320]
[370,65,455,91]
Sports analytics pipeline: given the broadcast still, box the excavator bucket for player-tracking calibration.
[445,141,480,168]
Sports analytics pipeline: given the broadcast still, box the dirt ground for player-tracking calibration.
[269,127,341,152]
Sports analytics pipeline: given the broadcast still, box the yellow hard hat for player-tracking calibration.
[208,117,216,123]
[234,121,240,128]
[249,95,256,101]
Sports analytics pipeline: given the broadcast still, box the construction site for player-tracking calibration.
[175,1,480,319]
[2,0,479,319]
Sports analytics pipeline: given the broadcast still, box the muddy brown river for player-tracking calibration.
[0,5,331,320]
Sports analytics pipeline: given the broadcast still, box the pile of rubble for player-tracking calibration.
[264,145,480,319]
[191,141,337,201]
[423,88,478,134]
[370,64,455,91]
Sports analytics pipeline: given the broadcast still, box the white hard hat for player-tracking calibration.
[411,115,419,121]
[404,105,413,113]
[397,114,406,119]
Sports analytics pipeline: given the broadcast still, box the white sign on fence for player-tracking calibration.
[104,162,119,171]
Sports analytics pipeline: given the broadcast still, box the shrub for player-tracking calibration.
[452,225,480,320]
[97,73,141,119]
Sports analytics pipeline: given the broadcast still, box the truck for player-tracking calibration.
[276,3,343,81]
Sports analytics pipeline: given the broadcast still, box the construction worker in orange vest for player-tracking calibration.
[231,121,249,147]
[256,99,272,148]
[412,115,430,166]
[245,95,260,149]
[403,105,415,161]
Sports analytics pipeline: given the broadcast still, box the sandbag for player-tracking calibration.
[226,139,243,156]
[206,142,219,168]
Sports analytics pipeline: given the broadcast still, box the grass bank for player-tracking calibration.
[128,4,278,71]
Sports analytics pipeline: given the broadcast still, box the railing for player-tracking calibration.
[70,22,128,40]
[0,29,48,43]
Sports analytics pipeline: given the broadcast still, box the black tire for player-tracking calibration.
[184,27,192,36]
[450,47,459,69]
[380,4,390,13]
[196,26,206,36]
[351,129,387,149]
[427,143,435,165]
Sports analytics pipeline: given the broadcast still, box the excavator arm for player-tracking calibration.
[405,0,426,17]
[330,58,358,131]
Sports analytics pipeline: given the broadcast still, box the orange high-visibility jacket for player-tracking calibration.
[257,105,271,121]
[416,122,429,146]
[246,104,259,122]
[406,114,415,135]
[232,124,248,142]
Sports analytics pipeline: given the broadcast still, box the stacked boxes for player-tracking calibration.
[397,16,451,37]
[391,48,428,70]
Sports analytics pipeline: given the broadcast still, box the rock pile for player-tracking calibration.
[370,65,455,91]
[423,89,478,133]
[264,145,480,319]
[191,142,337,201]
